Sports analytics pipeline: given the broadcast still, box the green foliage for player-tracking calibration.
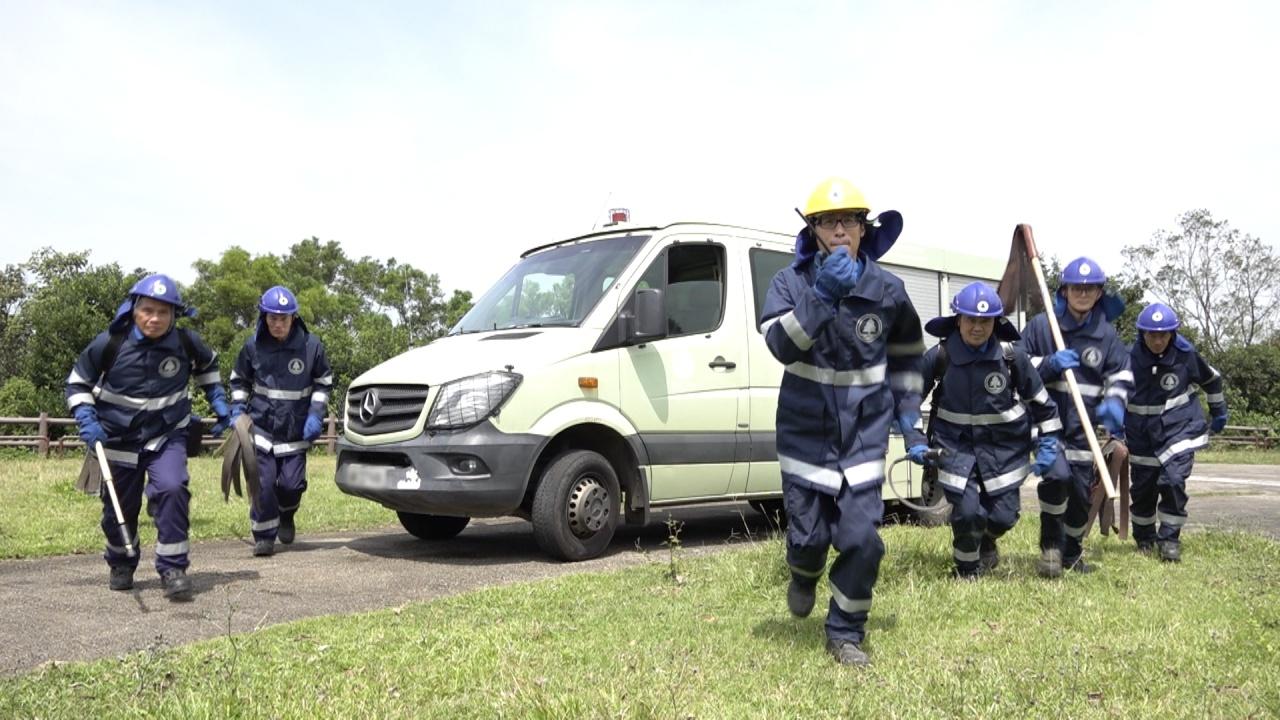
[1206,341,1280,420]
[0,241,473,420]
[0,377,42,417]
[0,249,145,412]
[185,238,473,407]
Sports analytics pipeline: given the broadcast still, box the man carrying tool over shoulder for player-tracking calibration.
[1018,257,1133,577]
[65,274,230,600]
[228,286,333,557]
[920,282,1066,579]
[1124,303,1227,562]
[759,177,929,667]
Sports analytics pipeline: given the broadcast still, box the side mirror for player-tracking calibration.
[630,288,666,342]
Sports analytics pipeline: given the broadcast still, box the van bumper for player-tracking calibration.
[334,423,543,517]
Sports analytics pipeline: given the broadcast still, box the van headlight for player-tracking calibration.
[426,371,523,430]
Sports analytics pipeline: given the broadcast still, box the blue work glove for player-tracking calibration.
[897,412,922,437]
[1095,397,1125,435]
[1031,435,1059,476]
[907,444,933,466]
[1210,413,1228,434]
[813,248,857,305]
[209,415,229,438]
[74,405,108,448]
[229,403,244,424]
[303,413,324,442]
[1046,349,1080,376]
[211,397,230,420]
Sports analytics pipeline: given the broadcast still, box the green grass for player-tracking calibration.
[1199,448,1280,465]
[3,523,1278,719]
[0,456,397,558]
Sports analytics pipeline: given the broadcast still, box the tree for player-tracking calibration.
[1122,210,1279,354]
[0,249,144,413]
[186,239,474,409]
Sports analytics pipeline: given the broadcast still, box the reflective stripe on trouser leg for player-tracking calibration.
[143,438,191,573]
[1129,463,1159,542]
[1062,462,1093,563]
[825,484,885,645]
[101,461,144,569]
[1037,479,1067,551]
[947,477,986,573]
[784,482,832,584]
[1157,483,1190,543]
[251,448,281,541]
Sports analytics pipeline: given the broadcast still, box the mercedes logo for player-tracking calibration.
[358,390,382,423]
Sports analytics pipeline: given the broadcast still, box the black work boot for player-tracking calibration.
[826,638,870,667]
[161,568,193,601]
[1036,548,1063,578]
[953,567,980,582]
[109,566,135,591]
[978,536,1000,574]
[279,512,296,545]
[1158,540,1181,563]
[254,538,275,557]
[1136,540,1156,555]
[787,579,816,618]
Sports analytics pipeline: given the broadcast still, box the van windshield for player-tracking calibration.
[451,235,650,334]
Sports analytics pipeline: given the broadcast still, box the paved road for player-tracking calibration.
[1,463,1275,675]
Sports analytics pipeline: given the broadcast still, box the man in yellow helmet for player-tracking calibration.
[759,178,929,666]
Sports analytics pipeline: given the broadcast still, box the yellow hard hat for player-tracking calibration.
[802,177,870,217]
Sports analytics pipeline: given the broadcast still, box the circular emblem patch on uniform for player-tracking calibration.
[1081,347,1103,368]
[855,314,883,343]
[1160,372,1179,391]
[984,371,1008,395]
[158,356,181,378]
[288,358,305,375]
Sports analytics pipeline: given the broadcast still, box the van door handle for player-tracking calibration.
[708,356,737,370]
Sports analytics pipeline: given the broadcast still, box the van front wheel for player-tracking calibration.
[532,450,620,561]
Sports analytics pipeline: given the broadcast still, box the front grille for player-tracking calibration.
[347,385,431,435]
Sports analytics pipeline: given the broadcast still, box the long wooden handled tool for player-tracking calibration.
[94,441,136,557]
[1015,225,1117,500]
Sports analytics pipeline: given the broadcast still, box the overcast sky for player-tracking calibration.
[2,0,1276,297]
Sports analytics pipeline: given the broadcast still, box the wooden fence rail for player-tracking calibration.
[0,414,343,457]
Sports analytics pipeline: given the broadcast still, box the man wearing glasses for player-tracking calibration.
[759,177,929,666]
[1018,258,1133,577]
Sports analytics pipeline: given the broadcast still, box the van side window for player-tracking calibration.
[638,244,726,337]
[749,248,792,331]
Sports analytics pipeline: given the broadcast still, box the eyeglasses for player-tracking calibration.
[812,212,866,230]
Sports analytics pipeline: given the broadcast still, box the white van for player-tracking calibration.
[335,222,1002,560]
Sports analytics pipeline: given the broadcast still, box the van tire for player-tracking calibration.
[913,470,951,527]
[531,450,620,561]
[397,511,470,540]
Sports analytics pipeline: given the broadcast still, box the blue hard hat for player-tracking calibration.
[1061,257,1106,285]
[1136,302,1180,332]
[130,273,185,308]
[259,286,299,315]
[950,282,1004,318]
